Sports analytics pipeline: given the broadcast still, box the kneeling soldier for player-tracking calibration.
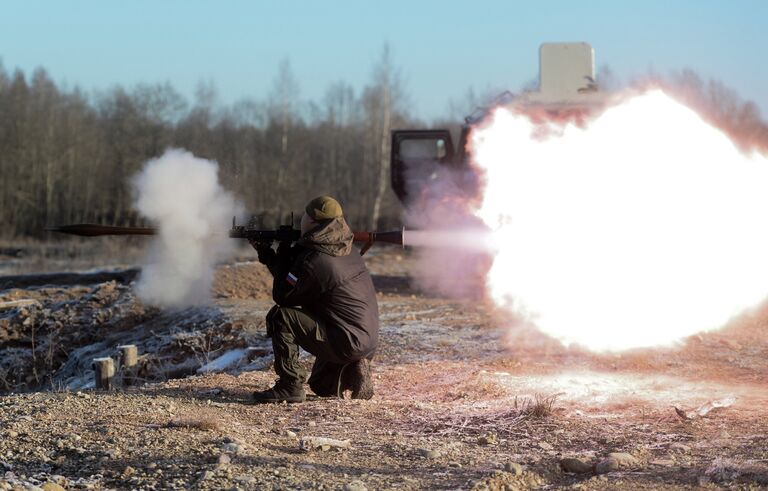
[251,196,378,403]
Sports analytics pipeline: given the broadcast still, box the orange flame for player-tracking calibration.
[470,90,768,352]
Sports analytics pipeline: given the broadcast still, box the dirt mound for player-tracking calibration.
[0,260,279,393]
[213,262,272,300]
[0,249,423,394]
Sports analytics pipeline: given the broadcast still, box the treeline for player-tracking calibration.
[659,69,768,154]
[0,50,414,238]
[1,54,767,240]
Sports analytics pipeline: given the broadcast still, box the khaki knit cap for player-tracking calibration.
[305,196,343,220]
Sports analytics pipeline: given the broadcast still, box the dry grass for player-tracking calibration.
[446,376,509,401]
[514,393,560,419]
[405,392,561,439]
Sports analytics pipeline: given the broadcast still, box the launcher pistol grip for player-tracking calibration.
[228,217,301,243]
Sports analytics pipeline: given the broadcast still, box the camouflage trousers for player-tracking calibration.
[266,305,357,396]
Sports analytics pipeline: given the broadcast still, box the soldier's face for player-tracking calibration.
[300,212,316,235]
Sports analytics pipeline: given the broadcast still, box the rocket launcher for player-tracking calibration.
[48,219,404,256]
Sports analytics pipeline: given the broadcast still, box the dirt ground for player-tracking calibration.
[1,246,768,490]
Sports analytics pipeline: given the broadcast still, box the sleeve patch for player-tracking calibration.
[285,272,298,286]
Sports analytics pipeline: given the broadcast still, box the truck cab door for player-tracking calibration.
[390,130,455,204]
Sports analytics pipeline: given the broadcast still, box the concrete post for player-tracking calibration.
[93,357,115,390]
[118,345,138,386]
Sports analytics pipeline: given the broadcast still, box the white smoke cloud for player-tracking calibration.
[402,164,494,300]
[401,90,768,352]
[132,149,241,307]
[471,90,768,351]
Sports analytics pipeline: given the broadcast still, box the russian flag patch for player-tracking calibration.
[286,272,298,286]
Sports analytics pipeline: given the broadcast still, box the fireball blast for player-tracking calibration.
[389,42,768,352]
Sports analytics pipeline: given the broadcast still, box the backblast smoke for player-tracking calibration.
[132,149,241,308]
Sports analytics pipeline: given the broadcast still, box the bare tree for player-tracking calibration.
[664,69,768,153]
[322,82,358,196]
[364,44,407,229]
[266,59,301,217]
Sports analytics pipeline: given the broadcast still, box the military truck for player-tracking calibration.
[390,42,610,205]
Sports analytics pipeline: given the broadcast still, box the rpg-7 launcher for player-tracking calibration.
[228,217,403,255]
[49,219,405,256]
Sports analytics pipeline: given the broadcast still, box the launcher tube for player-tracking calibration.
[48,223,404,255]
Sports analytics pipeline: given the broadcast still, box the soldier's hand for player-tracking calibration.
[250,240,275,265]
[276,240,293,261]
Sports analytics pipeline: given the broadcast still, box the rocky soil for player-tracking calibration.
[2,247,768,490]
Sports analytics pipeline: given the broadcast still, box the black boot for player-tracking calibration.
[252,379,306,404]
[339,358,374,400]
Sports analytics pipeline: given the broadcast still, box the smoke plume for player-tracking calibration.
[132,149,241,307]
[471,90,768,351]
[402,89,768,352]
[403,164,494,300]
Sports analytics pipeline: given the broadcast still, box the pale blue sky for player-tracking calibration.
[1,0,766,121]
